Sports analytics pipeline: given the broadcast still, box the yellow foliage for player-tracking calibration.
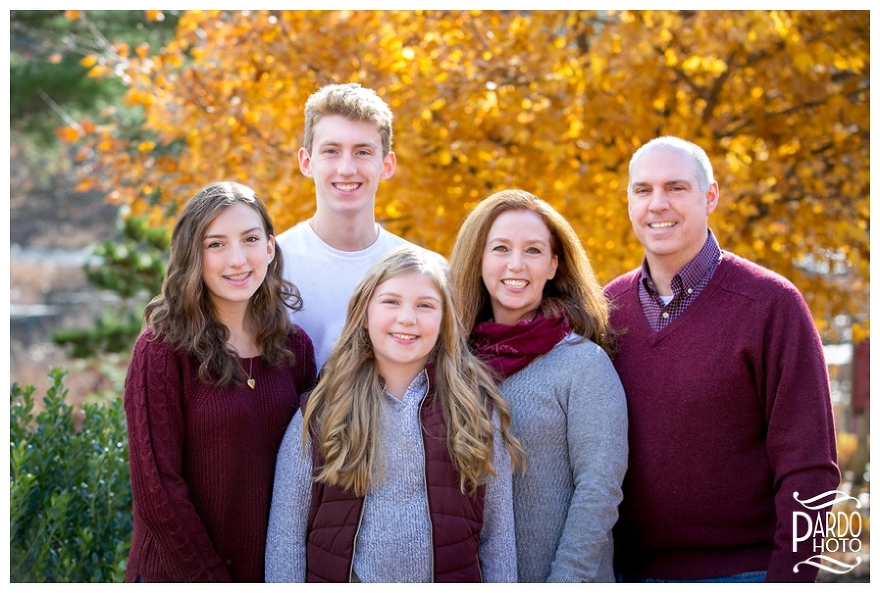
[67,10,869,342]
[86,64,108,78]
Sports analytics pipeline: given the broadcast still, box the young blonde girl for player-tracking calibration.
[266,246,525,583]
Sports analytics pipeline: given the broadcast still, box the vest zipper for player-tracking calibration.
[419,371,435,582]
[348,498,366,582]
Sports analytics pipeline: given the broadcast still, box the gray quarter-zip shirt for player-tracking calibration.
[265,371,517,582]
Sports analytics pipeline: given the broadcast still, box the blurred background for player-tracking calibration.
[7,9,869,582]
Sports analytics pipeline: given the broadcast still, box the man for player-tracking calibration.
[277,83,443,370]
[605,136,839,582]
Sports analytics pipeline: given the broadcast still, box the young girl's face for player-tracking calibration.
[367,271,443,380]
[201,201,275,312]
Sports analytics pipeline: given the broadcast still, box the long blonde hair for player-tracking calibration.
[448,189,615,355]
[302,247,526,496]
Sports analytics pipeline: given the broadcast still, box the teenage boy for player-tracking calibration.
[277,83,443,370]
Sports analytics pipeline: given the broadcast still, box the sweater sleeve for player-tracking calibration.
[124,333,232,582]
[265,411,312,582]
[759,282,840,582]
[478,409,518,583]
[547,344,629,583]
[290,326,318,395]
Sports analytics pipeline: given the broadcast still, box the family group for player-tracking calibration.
[122,83,839,583]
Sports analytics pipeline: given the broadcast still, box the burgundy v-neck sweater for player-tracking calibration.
[606,252,839,582]
[124,327,317,582]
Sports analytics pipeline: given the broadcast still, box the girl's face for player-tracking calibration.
[201,202,275,313]
[367,271,443,382]
[481,209,558,325]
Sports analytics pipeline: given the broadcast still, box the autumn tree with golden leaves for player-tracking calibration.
[64,10,869,342]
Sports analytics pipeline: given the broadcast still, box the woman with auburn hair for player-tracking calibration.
[124,182,317,582]
[265,246,525,582]
[447,189,628,582]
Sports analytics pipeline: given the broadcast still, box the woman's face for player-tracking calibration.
[200,202,275,313]
[481,209,558,326]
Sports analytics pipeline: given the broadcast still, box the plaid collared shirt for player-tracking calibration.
[637,229,722,332]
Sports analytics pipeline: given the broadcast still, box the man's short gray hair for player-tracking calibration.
[628,136,715,193]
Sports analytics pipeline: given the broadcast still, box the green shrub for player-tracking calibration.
[10,368,132,582]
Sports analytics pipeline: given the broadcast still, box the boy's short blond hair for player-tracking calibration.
[302,83,393,157]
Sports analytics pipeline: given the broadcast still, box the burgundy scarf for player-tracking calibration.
[471,312,571,380]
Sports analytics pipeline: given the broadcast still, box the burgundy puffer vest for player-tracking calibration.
[300,368,486,582]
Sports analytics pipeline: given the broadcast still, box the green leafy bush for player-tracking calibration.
[10,368,132,582]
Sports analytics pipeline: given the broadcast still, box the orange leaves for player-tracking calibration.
[56,126,81,143]
[75,179,96,193]
[67,9,869,341]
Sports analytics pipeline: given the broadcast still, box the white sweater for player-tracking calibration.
[275,221,444,370]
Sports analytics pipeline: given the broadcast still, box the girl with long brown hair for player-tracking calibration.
[124,182,317,582]
[265,246,525,582]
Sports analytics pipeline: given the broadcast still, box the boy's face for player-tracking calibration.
[299,114,396,220]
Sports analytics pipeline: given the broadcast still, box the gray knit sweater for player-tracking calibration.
[265,371,517,582]
[502,333,628,582]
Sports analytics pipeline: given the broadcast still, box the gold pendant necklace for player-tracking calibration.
[247,356,255,389]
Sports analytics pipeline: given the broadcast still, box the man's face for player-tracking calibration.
[298,114,396,219]
[627,145,718,271]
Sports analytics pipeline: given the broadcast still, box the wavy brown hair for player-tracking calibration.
[302,247,526,496]
[143,181,302,386]
[448,188,616,356]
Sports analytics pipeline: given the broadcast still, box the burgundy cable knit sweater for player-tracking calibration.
[124,327,317,582]
[606,252,839,582]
